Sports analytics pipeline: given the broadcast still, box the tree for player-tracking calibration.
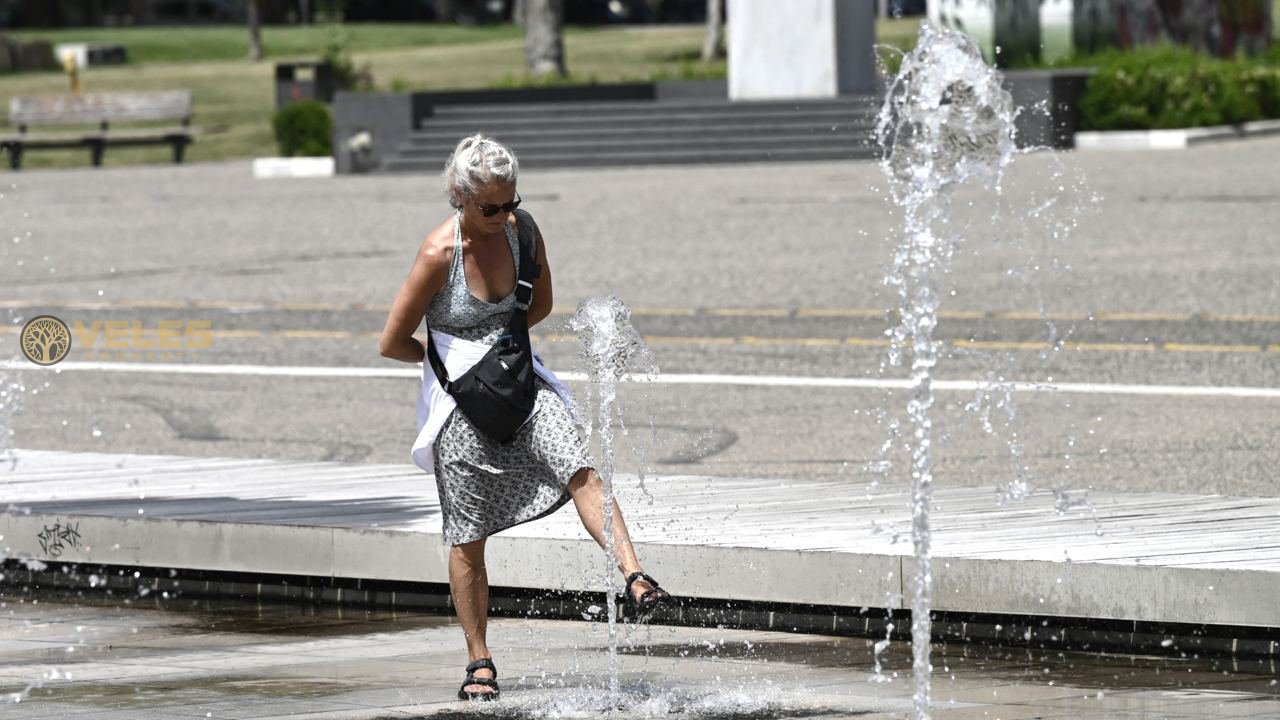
[701,0,724,61]
[248,0,263,62]
[525,0,566,78]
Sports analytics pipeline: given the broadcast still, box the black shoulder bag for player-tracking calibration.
[425,209,542,444]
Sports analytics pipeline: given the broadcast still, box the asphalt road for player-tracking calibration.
[1,136,1277,497]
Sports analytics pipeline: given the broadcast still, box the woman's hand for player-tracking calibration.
[380,225,451,363]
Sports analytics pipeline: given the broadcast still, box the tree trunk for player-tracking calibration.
[525,0,566,77]
[513,0,528,26]
[701,0,724,61]
[298,0,310,24]
[248,0,263,61]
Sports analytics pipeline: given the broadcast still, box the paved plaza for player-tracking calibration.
[1,136,1279,717]
[5,593,1280,719]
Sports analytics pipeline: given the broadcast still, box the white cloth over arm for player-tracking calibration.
[410,329,579,473]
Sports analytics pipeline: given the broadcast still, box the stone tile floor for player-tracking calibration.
[2,592,1279,719]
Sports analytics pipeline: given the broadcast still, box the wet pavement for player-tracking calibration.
[3,592,1280,719]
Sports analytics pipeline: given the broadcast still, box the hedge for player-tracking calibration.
[271,101,332,157]
[1079,45,1280,131]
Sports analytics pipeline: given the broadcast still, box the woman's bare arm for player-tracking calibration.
[379,229,450,363]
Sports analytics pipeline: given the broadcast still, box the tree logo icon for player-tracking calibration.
[20,315,72,366]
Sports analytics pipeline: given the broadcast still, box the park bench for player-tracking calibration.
[1,90,195,170]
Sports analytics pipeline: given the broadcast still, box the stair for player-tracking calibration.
[380,95,885,173]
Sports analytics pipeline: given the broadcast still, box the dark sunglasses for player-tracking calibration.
[475,192,521,217]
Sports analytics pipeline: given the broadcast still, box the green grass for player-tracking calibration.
[0,16,909,169]
[8,23,526,64]
[0,24,735,169]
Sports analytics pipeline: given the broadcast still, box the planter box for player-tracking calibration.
[252,156,335,179]
[1002,68,1095,149]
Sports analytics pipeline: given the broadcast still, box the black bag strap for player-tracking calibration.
[425,210,542,390]
[511,208,541,312]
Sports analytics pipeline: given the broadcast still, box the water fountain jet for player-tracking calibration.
[875,22,1018,720]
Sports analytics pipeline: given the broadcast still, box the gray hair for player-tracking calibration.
[442,134,519,209]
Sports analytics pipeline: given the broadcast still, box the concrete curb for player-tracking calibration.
[7,558,1280,659]
[1075,119,1280,150]
[252,156,335,179]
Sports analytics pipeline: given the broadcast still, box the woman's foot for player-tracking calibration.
[458,658,499,701]
[624,571,672,620]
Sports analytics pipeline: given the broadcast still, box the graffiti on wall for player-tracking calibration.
[36,520,82,558]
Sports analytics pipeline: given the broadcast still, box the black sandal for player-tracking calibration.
[624,571,672,622]
[458,657,500,701]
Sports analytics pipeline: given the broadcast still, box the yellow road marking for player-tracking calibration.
[705,308,793,318]
[1162,342,1261,353]
[846,337,892,347]
[7,299,1280,326]
[0,326,18,334]
[60,301,113,310]
[741,336,841,346]
[641,335,736,345]
[192,300,266,310]
[1064,342,1156,352]
[273,302,346,311]
[632,307,699,317]
[936,310,989,320]
[277,330,351,339]
[210,330,262,338]
[991,311,1093,321]
[796,308,887,318]
[1094,311,1194,322]
[952,340,1053,351]
[1207,314,1280,324]
[115,299,190,309]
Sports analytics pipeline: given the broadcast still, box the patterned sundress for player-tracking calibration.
[424,211,591,546]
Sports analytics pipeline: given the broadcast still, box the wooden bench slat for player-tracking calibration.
[10,91,193,126]
[4,91,198,169]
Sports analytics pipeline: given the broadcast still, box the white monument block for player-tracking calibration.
[727,0,876,101]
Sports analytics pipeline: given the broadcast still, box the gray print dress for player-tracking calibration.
[424,211,591,546]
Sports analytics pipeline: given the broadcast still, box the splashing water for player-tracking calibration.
[570,294,658,699]
[875,23,1018,720]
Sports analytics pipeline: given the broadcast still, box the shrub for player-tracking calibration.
[271,101,332,157]
[1079,45,1280,130]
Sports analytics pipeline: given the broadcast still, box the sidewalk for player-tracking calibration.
[5,448,1280,718]
[4,591,1280,719]
[4,448,1279,636]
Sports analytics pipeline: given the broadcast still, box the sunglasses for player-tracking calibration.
[475,191,521,217]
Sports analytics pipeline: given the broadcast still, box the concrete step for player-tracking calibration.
[428,96,882,119]
[406,120,876,146]
[395,132,875,159]
[418,107,879,132]
[383,144,879,172]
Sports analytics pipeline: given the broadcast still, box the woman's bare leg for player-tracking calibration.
[566,467,662,601]
[449,538,496,695]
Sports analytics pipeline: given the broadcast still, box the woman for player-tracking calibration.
[378,134,671,702]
